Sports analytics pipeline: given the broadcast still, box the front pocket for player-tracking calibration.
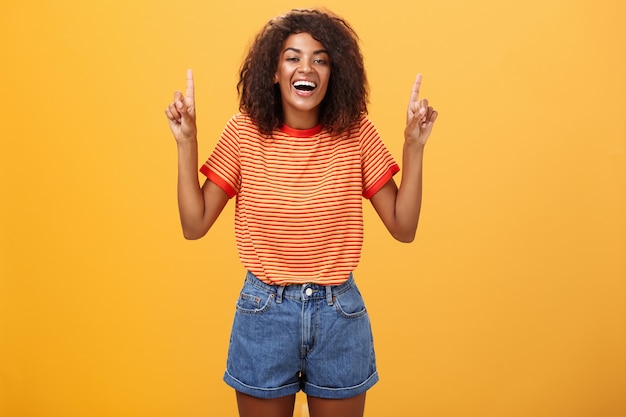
[333,287,368,319]
[236,289,275,315]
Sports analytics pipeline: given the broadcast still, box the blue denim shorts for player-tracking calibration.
[223,271,378,399]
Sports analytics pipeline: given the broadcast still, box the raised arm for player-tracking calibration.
[165,70,229,240]
[370,74,438,242]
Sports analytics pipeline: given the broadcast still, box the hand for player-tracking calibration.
[165,69,197,143]
[404,74,438,146]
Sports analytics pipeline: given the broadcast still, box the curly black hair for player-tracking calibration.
[238,9,368,135]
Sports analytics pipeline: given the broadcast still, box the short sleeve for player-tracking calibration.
[360,117,400,199]
[199,115,241,198]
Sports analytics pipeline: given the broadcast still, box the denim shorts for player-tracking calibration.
[223,271,378,399]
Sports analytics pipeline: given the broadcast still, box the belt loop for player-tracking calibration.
[326,284,334,306]
[276,285,285,304]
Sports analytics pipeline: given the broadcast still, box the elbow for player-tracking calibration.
[183,232,203,240]
[182,225,208,240]
[393,232,416,243]
[391,225,418,243]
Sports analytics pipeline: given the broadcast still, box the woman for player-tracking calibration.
[165,9,438,417]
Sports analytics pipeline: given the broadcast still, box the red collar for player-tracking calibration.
[279,124,323,138]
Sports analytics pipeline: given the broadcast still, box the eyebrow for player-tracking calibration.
[283,47,329,55]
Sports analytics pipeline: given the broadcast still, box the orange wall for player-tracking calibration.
[1,1,625,416]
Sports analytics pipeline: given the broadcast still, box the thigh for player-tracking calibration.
[303,279,378,398]
[307,393,366,417]
[225,275,302,398]
[236,391,296,417]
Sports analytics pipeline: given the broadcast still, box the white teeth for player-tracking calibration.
[293,80,317,89]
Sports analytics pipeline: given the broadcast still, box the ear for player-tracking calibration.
[273,74,279,84]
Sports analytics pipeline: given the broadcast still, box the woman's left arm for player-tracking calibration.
[370,74,438,242]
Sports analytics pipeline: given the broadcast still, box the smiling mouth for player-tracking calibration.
[293,80,317,92]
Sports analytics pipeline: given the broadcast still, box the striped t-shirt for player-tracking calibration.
[200,113,399,285]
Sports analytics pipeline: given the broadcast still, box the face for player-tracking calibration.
[274,32,331,129]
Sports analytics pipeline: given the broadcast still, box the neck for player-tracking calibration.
[282,108,320,130]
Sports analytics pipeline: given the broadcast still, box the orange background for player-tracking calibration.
[1,0,625,416]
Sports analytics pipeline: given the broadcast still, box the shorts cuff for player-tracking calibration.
[223,370,301,399]
[302,371,379,399]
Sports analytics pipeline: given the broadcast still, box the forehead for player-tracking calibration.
[281,32,327,53]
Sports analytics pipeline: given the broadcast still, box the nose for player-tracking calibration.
[298,60,312,73]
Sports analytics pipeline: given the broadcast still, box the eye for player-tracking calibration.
[314,58,327,65]
[286,57,299,62]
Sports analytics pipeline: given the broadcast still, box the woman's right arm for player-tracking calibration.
[165,70,230,240]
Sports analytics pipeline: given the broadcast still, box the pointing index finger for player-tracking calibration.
[410,73,423,103]
[186,69,194,102]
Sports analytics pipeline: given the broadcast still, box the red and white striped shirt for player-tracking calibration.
[200,113,399,285]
